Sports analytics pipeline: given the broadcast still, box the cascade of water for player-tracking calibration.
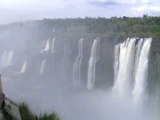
[133,39,144,74]
[7,50,14,66]
[87,37,100,89]
[61,43,67,81]
[132,38,152,104]
[20,60,27,73]
[114,44,120,83]
[113,38,136,97]
[61,40,72,81]
[113,38,152,104]
[52,37,55,54]
[73,39,84,86]
[43,39,50,52]
[40,59,46,75]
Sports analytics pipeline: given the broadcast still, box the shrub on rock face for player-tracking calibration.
[19,102,36,120]
[4,102,60,120]
[38,113,60,120]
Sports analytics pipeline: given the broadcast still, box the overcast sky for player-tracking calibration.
[0,0,160,24]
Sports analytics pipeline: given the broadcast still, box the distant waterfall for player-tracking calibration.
[52,37,55,54]
[20,60,27,73]
[7,50,14,66]
[132,38,152,104]
[73,39,84,86]
[114,45,120,83]
[43,39,50,52]
[87,38,100,89]
[113,38,152,103]
[0,50,14,68]
[40,59,46,75]
[42,35,55,53]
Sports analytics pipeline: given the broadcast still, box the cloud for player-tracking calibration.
[88,0,119,6]
[87,0,150,17]
[0,0,160,24]
[88,0,160,17]
[88,0,151,6]
[148,6,160,12]
[145,6,160,16]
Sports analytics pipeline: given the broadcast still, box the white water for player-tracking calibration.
[7,50,14,66]
[73,39,84,86]
[52,37,55,53]
[1,36,156,120]
[43,39,50,52]
[113,38,136,97]
[114,44,120,83]
[20,60,27,73]
[87,38,100,89]
[133,38,144,73]
[0,50,14,68]
[113,38,152,104]
[40,59,47,75]
[132,38,152,105]
[61,44,67,80]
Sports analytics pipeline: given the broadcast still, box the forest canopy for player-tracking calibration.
[1,15,160,50]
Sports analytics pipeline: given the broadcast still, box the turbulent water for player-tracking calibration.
[43,39,50,52]
[0,32,159,120]
[87,37,100,89]
[20,60,27,73]
[113,38,152,105]
[113,38,136,97]
[132,38,152,104]
[52,37,55,54]
[73,39,84,86]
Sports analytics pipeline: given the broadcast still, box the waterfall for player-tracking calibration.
[61,44,67,81]
[43,39,50,52]
[20,60,27,73]
[114,44,120,83]
[52,37,55,54]
[40,59,46,75]
[132,38,152,104]
[113,38,152,102]
[61,40,71,81]
[133,39,144,74]
[7,50,14,66]
[87,37,100,89]
[0,50,14,68]
[113,38,136,97]
[73,39,84,86]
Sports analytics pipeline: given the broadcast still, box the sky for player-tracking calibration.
[0,0,160,24]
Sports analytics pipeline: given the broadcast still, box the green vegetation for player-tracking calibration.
[3,103,60,120]
[39,15,160,50]
[38,113,59,120]
[2,14,160,39]
[40,15,160,39]
[1,15,160,50]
